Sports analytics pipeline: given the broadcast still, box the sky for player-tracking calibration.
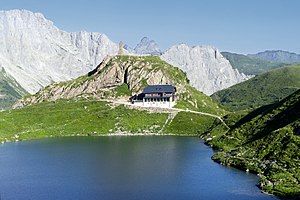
[0,0,299,54]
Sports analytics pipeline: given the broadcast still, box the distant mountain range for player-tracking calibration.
[248,50,300,64]
[222,50,300,76]
[221,52,286,75]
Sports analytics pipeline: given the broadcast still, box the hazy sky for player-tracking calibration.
[0,0,299,54]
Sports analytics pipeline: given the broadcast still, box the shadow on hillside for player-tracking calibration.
[244,97,300,144]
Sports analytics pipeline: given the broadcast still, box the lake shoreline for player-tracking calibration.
[0,132,200,144]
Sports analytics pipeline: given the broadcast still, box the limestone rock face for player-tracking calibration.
[0,9,119,94]
[160,44,250,95]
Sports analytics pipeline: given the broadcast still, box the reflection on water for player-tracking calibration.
[0,136,277,200]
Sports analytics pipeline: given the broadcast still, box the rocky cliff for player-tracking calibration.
[160,44,250,95]
[0,9,119,94]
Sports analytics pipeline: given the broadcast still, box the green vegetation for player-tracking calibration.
[202,90,300,198]
[0,98,218,142]
[163,112,216,135]
[0,68,28,110]
[222,52,286,75]
[175,85,225,115]
[112,83,131,97]
[211,64,300,111]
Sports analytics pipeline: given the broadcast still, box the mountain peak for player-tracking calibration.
[0,9,50,24]
[140,36,150,43]
[133,37,161,55]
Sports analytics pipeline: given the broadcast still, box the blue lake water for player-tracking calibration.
[0,136,277,200]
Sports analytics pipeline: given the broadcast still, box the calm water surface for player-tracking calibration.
[0,136,277,200]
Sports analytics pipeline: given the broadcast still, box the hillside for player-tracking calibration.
[16,55,225,115]
[211,64,300,111]
[0,68,27,110]
[201,90,300,198]
[248,50,300,64]
[222,52,286,75]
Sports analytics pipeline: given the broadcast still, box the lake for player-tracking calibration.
[0,136,277,200]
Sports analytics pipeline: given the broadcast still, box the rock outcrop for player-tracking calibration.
[0,9,119,94]
[160,44,250,95]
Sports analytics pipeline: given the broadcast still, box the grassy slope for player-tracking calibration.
[0,98,216,142]
[0,69,27,110]
[211,64,300,111]
[222,52,286,75]
[202,90,300,198]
